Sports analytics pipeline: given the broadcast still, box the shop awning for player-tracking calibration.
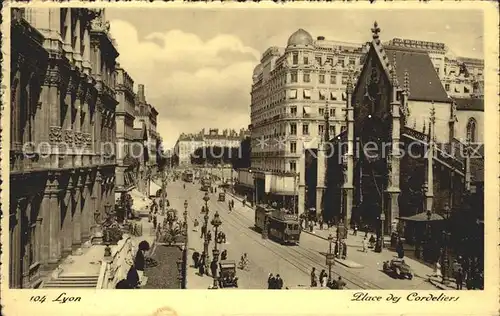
[130,189,152,212]
[319,90,325,98]
[398,212,444,222]
[330,92,337,100]
[303,106,311,115]
[149,181,162,197]
[288,89,297,99]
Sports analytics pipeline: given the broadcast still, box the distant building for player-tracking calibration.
[174,128,248,166]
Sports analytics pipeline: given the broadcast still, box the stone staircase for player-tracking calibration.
[41,275,99,289]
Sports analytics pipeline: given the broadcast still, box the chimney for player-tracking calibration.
[317,36,325,40]
[138,84,145,103]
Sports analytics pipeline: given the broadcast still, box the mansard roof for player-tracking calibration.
[383,45,450,103]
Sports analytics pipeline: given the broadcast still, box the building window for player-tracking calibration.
[288,89,297,99]
[319,74,325,84]
[315,57,322,65]
[340,125,346,133]
[435,67,439,74]
[339,59,345,67]
[330,125,336,136]
[303,89,311,99]
[330,108,335,117]
[342,76,348,85]
[318,124,324,135]
[290,123,297,135]
[327,57,333,65]
[349,58,356,65]
[290,142,297,153]
[466,118,477,142]
[292,53,298,65]
[290,106,297,115]
[291,72,298,83]
[304,56,309,65]
[445,83,450,91]
[319,108,324,116]
[330,74,337,84]
[303,73,310,83]
[290,161,296,172]
[302,124,309,135]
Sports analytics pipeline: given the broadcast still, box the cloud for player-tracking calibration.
[109,20,259,148]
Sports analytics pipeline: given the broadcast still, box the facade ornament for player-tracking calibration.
[49,126,63,143]
[387,153,393,187]
[371,21,381,42]
[413,118,417,129]
[391,52,399,87]
[64,129,75,144]
[423,120,426,134]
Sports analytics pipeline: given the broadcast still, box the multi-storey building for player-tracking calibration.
[115,65,137,193]
[174,128,248,166]
[133,84,159,196]
[243,29,367,210]
[386,38,484,98]
[9,8,119,288]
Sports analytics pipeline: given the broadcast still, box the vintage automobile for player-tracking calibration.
[219,260,238,288]
[382,258,414,279]
[218,192,226,202]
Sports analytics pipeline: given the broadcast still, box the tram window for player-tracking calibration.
[294,224,299,230]
[288,224,293,230]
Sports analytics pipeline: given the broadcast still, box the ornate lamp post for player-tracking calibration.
[203,193,210,270]
[211,211,222,289]
[326,234,335,282]
[103,203,112,257]
[183,200,188,232]
[441,203,451,285]
[176,257,183,289]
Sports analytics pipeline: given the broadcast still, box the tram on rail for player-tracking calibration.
[255,205,301,245]
[182,170,194,183]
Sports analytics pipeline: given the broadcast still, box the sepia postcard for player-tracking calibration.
[1,1,498,316]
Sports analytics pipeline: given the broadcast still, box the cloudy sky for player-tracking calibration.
[106,8,483,148]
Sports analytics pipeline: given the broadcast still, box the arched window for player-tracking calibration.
[466,118,477,143]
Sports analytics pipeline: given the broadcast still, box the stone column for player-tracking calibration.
[425,107,435,214]
[62,9,72,60]
[315,143,326,217]
[298,143,306,217]
[74,17,82,69]
[61,190,73,256]
[386,77,402,234]
[47,189,61,264]
[343,77,355,227]
[72,189,82,250]
[81,181,92,242]
[10,199,23,288]
[11,70,21,150]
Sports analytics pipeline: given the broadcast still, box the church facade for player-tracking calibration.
[321,23,483,266]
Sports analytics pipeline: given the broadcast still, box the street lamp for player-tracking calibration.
[176,257,183,289]
[103,203,113,256]
[183,200,188,234]
[211,210,222,289]
[326,234,335,282]
[203,193,211,270]
[441,203,451,285]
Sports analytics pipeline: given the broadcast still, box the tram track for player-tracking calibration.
[210,198,382,290]
[223,201,383,290]
[169,185,381,289]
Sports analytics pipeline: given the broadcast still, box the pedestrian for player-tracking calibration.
[456,268,464,290]
[275,274,283,289]
[434,260,442,278]
[369,234,376,248]
[336,276,346,289]
[198,253,206,276]
[210,259,218,278]
[201,224,207,239]
[193,218,199,232]
[267,273,275,289]
[207,230,212,243]
[221,249,228,261]
[319,269,328,287]
[310,267,318,287]
[353,224,358,236]
[342,240,348,259]
[135,241,149,284]
[362,237,368,253]
[152,215,157,230]
[396,238,404,258]
[192,251,200,268]
[364,224,369,238]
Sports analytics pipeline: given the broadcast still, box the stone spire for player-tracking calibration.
[403,69,410,95]
[391,52,399,87]
[323,89,330,143]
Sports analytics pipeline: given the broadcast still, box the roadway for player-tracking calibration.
[164,178,436,290]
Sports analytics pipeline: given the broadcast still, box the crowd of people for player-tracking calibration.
[310,267,346,289]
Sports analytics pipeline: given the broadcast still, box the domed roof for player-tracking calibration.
[287,29,314,47]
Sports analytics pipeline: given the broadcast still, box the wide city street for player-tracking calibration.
[164,179,437,290]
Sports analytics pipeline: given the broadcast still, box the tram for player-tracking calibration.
[182,170,194,183]
[255,205,301,245]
